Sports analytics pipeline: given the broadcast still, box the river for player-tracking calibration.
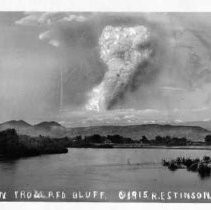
[0,148,211,202]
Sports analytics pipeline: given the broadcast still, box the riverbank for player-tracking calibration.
[70,144,211,150]
[0,129,68,158]
[1,128,211,159]
[112,145,211,150]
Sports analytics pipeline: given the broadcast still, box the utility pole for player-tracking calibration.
[59,68,63,113]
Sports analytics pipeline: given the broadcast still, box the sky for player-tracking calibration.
[1,12,211,126]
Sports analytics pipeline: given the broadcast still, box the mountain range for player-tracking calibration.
[1,120,211,142]
[0,120,65,137]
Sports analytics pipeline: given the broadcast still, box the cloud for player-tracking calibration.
[59,108,167,127]
[159,86,185,92]
[39,30,50,40]
[15,14,41,25]
[15,12,88,26]
[39,30,60,47]
[48,39,60,47]
[16,13,89,49]
[59,14,87,23]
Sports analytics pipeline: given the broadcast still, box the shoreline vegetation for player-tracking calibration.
[1,128,211,158]
[162,156,211,178]
[0,129,68,158]
[69,133,211,148]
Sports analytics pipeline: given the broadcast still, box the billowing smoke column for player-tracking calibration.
[86,25,152,111]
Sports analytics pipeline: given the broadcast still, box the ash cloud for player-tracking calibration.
[86,25,152,111]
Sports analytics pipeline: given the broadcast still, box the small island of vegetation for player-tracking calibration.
[162,156,211,178]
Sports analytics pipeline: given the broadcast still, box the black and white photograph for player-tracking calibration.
[1,1,211,207]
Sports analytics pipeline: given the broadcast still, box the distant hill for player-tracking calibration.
[34,121,64,130]
[178,121,211,132]
[66,124,211,142]
[34,121,65,137]
[0,120,65,137]
[0,120,210,141]
[0,120,32,130]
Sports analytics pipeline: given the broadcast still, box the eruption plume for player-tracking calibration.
[86,25,152,111]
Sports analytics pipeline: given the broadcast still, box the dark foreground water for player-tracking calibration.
[0,148,211,202]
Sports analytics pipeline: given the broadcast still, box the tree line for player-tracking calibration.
[1,128,211,158]
[70,134,190,146]
[0,129,68,158]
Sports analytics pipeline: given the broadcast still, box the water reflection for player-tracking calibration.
[0,156,19,171]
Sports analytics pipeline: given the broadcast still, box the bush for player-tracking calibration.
[205,135,211,145]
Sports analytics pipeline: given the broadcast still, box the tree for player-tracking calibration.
[85,134,104,144]
[141,136,149,144]
[107,135,123,144]
[205,135,211,145]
